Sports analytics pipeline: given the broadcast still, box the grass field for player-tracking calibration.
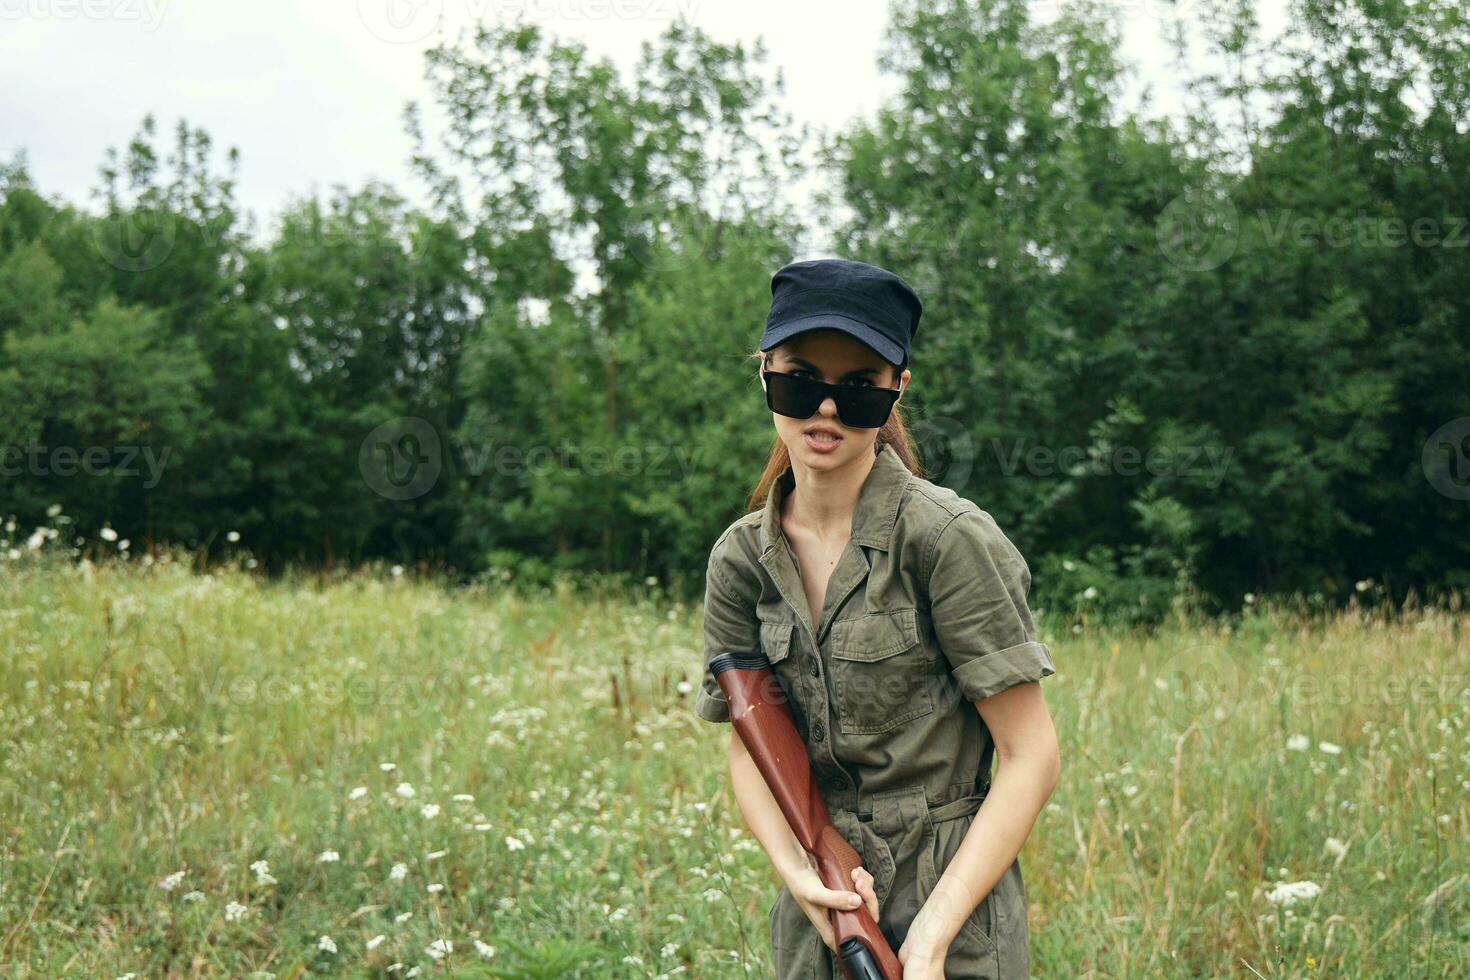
[1,556,1467,977]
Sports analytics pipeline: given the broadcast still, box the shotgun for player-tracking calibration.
[710,651,902,980]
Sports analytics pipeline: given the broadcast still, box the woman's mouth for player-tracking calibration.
[804,429,843,453]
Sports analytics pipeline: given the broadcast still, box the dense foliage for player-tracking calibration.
[2,0,1467,619]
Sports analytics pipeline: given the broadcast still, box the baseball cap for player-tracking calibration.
[759,258,922,367]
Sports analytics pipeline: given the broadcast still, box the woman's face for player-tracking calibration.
[759,329,909,470]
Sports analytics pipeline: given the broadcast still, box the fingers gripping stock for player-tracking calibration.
[710,652,902,980]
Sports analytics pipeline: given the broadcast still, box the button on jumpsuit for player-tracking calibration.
[695,444,1056,980]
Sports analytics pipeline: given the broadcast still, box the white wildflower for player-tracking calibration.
[224,901,249,922]
[159,870,186,891]
[420,803,440,819]
[395,782,416,798]
[389,862,408,882]
[1286,734,1310,751]
[1266,880,1321,906]
[317,935,337,954]
[366,934,386,950]
[425,938,452,960]
[317,850,340,863]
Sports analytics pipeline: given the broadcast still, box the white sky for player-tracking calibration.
[0,0,1290,231]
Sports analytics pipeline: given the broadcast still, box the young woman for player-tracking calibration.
[695,259,1060,979]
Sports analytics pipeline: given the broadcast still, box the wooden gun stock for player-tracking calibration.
[711,652,901,980]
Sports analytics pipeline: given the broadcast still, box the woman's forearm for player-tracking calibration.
[908,747,1060,955]
[727,731,810,882]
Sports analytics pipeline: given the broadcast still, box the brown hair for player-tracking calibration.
[744,347,927,513]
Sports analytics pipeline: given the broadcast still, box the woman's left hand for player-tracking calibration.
[896,939,945,979]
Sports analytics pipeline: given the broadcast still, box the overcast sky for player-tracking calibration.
[1,0,1290,231]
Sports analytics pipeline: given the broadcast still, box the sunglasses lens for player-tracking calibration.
[764,371,823,419]
[835,388,898,428]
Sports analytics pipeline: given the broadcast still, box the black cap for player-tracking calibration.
[759,258,922,367]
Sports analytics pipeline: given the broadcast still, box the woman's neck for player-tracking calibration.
[784,449,878,543]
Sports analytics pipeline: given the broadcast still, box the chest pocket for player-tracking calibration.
[829,608,934,735]
[759,619,807,729]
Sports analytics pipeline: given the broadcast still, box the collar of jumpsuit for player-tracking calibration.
[757,442,910,645]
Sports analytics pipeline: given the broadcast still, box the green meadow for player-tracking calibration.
[1,557,1466,977]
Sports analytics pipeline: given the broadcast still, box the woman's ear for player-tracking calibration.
[894,366,911,404]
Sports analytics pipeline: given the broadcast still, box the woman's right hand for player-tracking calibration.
[784,850,880,952]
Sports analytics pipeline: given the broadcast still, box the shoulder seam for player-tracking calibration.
[921,507,969,590]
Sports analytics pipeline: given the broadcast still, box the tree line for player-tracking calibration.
[2,0,1467,620]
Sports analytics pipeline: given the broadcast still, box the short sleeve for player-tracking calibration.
[694,535,760,724]
[925,508,1055,702]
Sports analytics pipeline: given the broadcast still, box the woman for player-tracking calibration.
[695,258,1061,979]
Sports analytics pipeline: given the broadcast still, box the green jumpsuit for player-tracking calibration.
[695,443,1056,979]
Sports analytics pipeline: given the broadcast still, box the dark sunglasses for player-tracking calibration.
[761,370,903,429]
